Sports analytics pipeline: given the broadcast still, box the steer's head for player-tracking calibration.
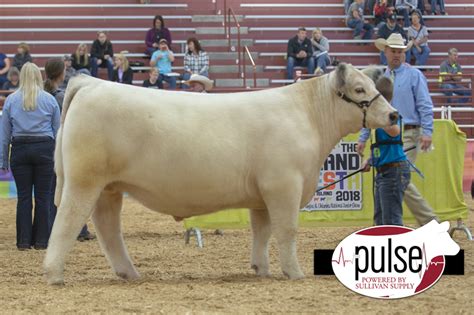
[330,63,398,132]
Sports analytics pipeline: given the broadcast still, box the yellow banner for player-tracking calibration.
[184,120,467,229]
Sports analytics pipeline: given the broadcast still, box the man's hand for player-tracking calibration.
[104,54,110,60]
[361,159,371,172]
[356,141,366,156]
[97,59,102,65]
[152,43,159,48]
[420,135,432,152]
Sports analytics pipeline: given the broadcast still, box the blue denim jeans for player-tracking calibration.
[406,46,431,66]
[314,54,331,72]
[374,162,411,226]
[441,83,472,104]
[430,0,445,13]
[10,137,55,248]
[347,19,374,39]
[286,56,315,80]
[90,57,114,80]
[158,73,177,89]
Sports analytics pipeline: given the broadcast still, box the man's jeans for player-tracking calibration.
[158,73,177,89]
[374,162,411,226]
[286,56,315,80]
[406,46,431,66]
[430,0,446,13]
[441,83,472,104]
[11,137,55,248]
[347,19,374,39]
[90,57,114,80]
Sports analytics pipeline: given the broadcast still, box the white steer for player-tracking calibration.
[44,63,397,285]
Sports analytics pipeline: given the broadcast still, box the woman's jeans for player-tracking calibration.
[406,45,431,66]
[374,162,411,226]
[11,136,55,248]
[90,57,114,80]
[430,0,445,13]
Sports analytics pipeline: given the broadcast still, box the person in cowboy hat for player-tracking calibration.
[358,32,438,226]
[376,14,409,65]
[184,74,213,93]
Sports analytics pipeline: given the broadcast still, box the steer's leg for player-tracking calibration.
[92,189,139,281]
[44,184,103,285]
[261,177,304,280]
[250,208,271,276]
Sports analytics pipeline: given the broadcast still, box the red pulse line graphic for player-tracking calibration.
[331,247,355,267]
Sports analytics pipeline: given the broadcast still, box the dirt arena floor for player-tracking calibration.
[0,194,472,314]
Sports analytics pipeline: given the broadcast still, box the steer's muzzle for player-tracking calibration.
[389,111,399,125]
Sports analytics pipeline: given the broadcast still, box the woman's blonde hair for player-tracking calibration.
[75,43,89,66]
[18,42,30,54]
[17,62,43,111]
[312,28,323,37]
[114,52,129,71]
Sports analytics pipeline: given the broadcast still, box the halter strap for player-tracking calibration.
[336,92,382,128]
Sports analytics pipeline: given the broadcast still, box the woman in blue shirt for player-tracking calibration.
[0,62,60,250]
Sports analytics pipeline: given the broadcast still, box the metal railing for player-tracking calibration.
[224,7,241,77]
[242,45,257,88]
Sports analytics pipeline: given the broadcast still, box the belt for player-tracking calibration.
[404,124,420,131]
[376,161,407,173]
[12,136,53,144]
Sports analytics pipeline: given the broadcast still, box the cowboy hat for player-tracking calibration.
[374,33,408,51]
[185,74,214,91]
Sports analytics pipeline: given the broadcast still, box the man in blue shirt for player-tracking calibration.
[358,33,437,226]
[150,38,176,89]
[362,119,410,225]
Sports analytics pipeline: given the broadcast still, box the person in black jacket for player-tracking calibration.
[112,53,133,85]
[90,31,114,80]
[377,14,409,65]
[286,27,315,80]
[13,42,33,71]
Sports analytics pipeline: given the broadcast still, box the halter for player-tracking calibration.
[336,91,382,128]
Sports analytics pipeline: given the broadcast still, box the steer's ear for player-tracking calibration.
[376,76,393,102]
[334,63,347,91]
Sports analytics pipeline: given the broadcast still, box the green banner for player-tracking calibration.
[184,120,467,229]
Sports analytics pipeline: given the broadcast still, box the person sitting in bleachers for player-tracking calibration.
[439,48,472,104]
[310,28,330,75]
[2,67,20,92]
[346,0,374,41]
[182,37,209,88]
[71,43,91,75]
[150,39,176,89]
[377,13,409,65]
[286,27,314,80]
[406,11,430,66]
[142,68,163,89]
[344,0,354,14]
[430,0,446,15]
[61,55,76,89]
[90,31,114,80]
[395,0,418,27]
[145,15,172,56]
[374,0,395,27]
[13,42,32,71]
[0,50,11,87]
[112,52,134,85]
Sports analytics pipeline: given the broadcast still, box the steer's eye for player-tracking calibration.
[355,88,365,94]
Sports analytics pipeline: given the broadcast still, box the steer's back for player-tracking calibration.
[62,77,318,215]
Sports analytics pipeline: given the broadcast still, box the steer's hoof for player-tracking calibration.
[251,264,271,277]
[283,270,305,280]
[116,270,140,281]
[47,277,65,286]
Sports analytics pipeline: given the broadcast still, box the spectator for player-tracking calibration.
[374,0,395,27]
[184,74,214,93]
[406,11,430,66]
[359,33,438,226]
[142,68,163,89]
[430,0,446,15]
[346,0,374,41]
[112,52,134,85]
[344,0,354,14]
[365,0,377,15]
[145,15,172,56]
[90,31,114,80]
[0,62,60,250]
[310,28,331,74]
[418,0,426,14]
[286,27,315,80]
[183,37,209,88]
[43,58,95,242]
[0,50,11,86]
[61,55,77,89]
[150,39,176,89]
[13,42,33,72]
[439,48,471,103]
[395,0,418,27]
[377,13,409,65]
[2,67,20,91]
[71,43,91,75]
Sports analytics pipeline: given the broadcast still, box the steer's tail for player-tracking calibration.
[54,75,89,207]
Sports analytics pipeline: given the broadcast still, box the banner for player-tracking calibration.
[303,142,362,211]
